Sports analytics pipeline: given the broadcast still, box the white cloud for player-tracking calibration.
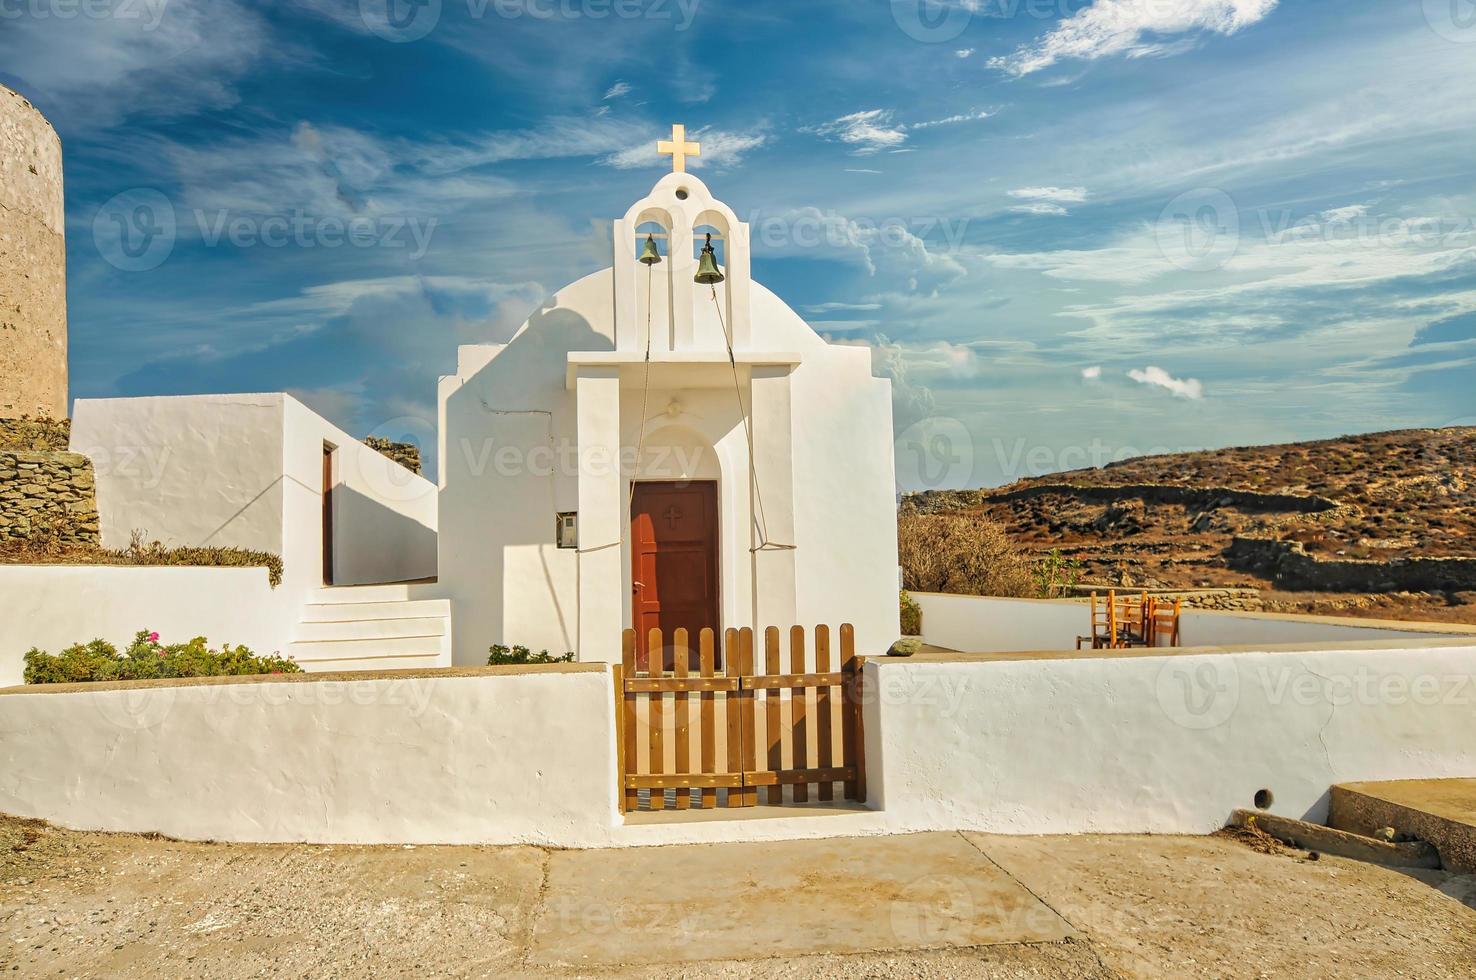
[1128,365,1205,399]
[956,49,975,58]
[808,107,992,154]
[1010,202,1071,216]
[845,168,884,175]
[1009,186,1089,203]
[1081,365,1103,380]
[601,126,768,170]
[807,110,909,155]
[603,81,632,100]
[911,109,994,130]
[991,0,1279,77]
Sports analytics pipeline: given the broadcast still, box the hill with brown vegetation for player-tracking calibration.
[900,427,1476,623]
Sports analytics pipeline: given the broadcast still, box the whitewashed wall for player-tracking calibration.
[0,668,616,845]
[910,592,1468,653]
[71,394,286,553]
[72,393,438,590]
[0,565,290,687]
[4,641,1475,845]
[868,641,1476,834]
[281,396,437,588]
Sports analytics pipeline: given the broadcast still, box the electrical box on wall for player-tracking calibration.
[556,512,578,549]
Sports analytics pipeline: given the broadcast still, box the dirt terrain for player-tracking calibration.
[901,427,1476,624]
[3,814,1475,977]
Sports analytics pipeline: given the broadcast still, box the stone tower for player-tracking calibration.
[0,83,67,419]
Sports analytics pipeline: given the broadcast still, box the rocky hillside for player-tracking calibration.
[901,427,1476,622]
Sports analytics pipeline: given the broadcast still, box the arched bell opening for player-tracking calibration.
[632,211,675,352]
[692,214,734,352]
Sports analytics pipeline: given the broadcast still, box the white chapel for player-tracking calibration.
[437,127,900,667]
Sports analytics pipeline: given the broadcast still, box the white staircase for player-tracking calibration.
[289,584,452,672]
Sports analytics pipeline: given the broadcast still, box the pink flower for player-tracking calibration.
[147,632,160,643]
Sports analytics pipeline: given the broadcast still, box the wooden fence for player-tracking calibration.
[614,624,866,812]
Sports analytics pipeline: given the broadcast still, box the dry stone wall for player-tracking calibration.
[1227,537,1476,593]
[0,450,98,544]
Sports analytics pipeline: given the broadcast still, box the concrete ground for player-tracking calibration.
[3,815,1476,977]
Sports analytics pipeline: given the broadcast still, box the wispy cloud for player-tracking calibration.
[601,126,768,170]
[1010,186,1089,203]
[806,109,909,155]
[807,107,991,153]
[991,0,1280,77]
[603,81,632,100]
[1129,365,1204,399]
[1081,365,1103,380]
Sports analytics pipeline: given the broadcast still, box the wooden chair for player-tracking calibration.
[1078,591,1111,649]
[1148,597,1183,647]
[1116,591,1152,647]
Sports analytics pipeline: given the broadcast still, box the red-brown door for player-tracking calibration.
[631,481,719,672]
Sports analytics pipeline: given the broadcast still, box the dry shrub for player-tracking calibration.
[898,514,1037,597]
[0,528,283,587]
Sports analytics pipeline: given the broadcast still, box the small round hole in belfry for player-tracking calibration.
[1254,788,1274,810]
[675,188,689,200]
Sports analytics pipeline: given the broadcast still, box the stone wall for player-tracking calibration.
[0,451,98,545]
[985,483,1340,514]
[1227,537,1476,593]
[0,84,67,419]
[364,437,423,475]
[0,416,69,452]
[1066,585,1265,612]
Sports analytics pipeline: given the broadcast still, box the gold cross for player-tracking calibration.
[657,124,701,174]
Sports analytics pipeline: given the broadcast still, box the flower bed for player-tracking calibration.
[24,630,300,684]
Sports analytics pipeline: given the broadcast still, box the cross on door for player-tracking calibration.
[662,504,683,530]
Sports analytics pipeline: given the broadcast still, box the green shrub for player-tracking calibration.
[899,590,922,636]
[24,630,301,685]
[487,644,575,666]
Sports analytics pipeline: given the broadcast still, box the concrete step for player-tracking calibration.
[293,651,447,673]
[311,583,417,604]
[288,633,446,663]
[294,617,447,643]
[1330,779,1476,874]
[300,598,450,623]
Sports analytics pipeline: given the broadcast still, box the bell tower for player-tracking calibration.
[612,128,752,354]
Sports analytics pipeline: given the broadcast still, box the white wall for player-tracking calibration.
[71,393,438,590]
[71,394,286,553]
[281,396,437,588]
[869,641,1476,834]
[0,668,616,845]
[0,565,291,687]
[910,592,1469,653]
[5,641,1475,845]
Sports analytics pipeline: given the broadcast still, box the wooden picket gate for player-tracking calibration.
[614,624,866,812]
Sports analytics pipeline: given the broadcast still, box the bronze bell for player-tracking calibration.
[694,232,725,285]
[638,234,662,265]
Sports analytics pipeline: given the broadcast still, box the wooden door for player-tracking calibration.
[322,444,335,586]
[631,481,719,672]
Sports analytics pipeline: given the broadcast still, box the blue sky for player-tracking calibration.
[3,0,1474,487]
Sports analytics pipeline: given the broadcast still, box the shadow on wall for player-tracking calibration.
[442,301,609,657]
[331,482,437,586]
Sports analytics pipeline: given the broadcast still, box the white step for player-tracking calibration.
[311,583,418,604]
[296,652,446,673]
[288,634,446,662]
[294,617,447,643]
[300,598,450,623]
